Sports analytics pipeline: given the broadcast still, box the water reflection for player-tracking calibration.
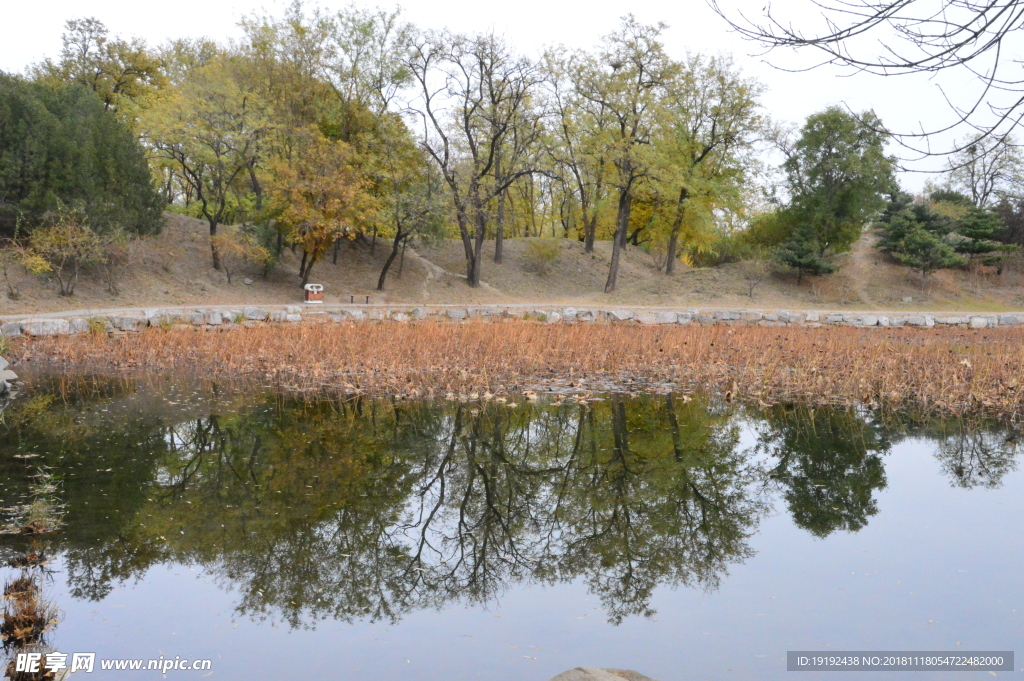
[0,376,1020,633]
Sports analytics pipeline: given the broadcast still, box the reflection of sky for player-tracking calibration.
[34,437,1024,681]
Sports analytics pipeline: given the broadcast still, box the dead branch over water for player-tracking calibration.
[10,322,1024,419]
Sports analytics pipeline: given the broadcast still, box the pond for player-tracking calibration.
[0,372,1021,680]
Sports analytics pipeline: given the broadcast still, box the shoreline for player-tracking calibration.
[3,303,1023,337]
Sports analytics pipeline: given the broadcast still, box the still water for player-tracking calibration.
[0,373,1021,680]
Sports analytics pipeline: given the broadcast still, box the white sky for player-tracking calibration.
[0,0,974,192]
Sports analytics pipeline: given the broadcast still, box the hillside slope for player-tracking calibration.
[2,213,1023,314]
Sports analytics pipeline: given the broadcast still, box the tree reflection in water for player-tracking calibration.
[0,377,1019,629]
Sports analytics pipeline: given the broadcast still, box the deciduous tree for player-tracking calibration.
[144,58,269,269]
[267,128,376,288]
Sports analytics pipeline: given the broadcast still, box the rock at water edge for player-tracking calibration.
[548,668,661,681]
[23,319,71,337]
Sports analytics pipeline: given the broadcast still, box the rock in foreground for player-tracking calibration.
[549,667,660,681]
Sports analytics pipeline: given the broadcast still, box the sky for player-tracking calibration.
[0,0,977,192]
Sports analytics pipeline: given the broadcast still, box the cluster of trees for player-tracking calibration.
[745,107,896,283]
[10,1,1020,298]
[873,135,1024,285]
[1,3,774,294]
[0,70,164,297]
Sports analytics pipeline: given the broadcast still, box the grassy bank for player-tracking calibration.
[9,321,1024,419]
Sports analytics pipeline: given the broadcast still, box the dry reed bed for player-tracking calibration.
[10,321,1024,419]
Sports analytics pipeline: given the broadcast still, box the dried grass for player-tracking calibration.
[11,321,1024,419]
[1,574,57,649]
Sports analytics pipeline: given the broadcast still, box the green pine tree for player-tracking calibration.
[890,226,965,284]
[775,228,836,284]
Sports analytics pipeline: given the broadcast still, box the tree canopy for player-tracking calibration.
[0,72,163,237]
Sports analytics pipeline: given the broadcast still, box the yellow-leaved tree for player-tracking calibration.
[268,129,377,288]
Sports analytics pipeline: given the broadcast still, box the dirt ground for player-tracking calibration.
[3,212,1024,315]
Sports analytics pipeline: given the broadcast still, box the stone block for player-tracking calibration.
[111,316,145,332]
[577,309,596,322]
[741,311,763,322]
[69,318,88,334]
[906,316,927,326]
[655,311,677,324]
[410,307,427,320]
[0,370,17,382]
[878,316,890,327]
[206,311,223,325]
[269,310,286,322]
[999,314,1024,326]
[778,311,791,323]
[1,322,24,337]
[935,316,964,325]
[562,307,577,321]
[0,356,7,371]
[23,319,71,336]
[190,312,206,326]
[392,312,410,322]
[825,314,844,323]
[285,313,302,322]
[714,310,740,320]
[970,316,989,329]
[447,308,467,320]
[244,306,269,321]
[805,311,820,322]
[608,310,634,322]
[695,314,714,324]
[676,313,692,324]
[545,311,562,324]
[637,312,659,325]
[861,315,879,327]
[285,305,302,315]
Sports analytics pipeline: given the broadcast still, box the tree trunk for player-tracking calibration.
[332,239,341,265]
[584,214,596,253]
[248,165,263,212]
[398,238,408,277]
[666,187,689,275]
[299,250,308,279]
[300,256,317,288]
[206,218,222,270]
[604,189,632,293]
[378,233,405,291]
[457,205,474,261]
[469,209,487,288]
[494,189,505,263]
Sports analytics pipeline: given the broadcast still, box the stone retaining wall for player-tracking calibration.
[1,304,1021,337]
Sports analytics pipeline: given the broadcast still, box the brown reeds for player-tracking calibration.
[1,575,57,649]
[10,321,1024,419]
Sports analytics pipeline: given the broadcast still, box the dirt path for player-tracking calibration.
[847,231,880,307]
[405,247,503,300]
